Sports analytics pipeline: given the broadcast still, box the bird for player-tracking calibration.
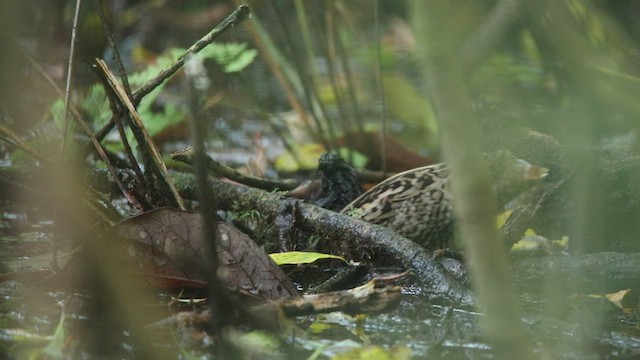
[340,151,548,250]
[309,153,362,212]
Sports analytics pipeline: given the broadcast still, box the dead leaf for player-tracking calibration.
[108,208,300,300]
[338,131,434,172]
[605,289,631,311]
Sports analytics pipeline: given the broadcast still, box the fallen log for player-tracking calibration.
[172,171,474,305]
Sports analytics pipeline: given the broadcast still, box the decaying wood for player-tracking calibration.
[154,279,402,333]
[259,278,403,317]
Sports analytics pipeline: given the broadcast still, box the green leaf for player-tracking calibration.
[199,42,258,73]
[338,147,368,170]
[41,308,75,359]
[226,329,281,358]
[269,251,347,265]
[333,345,412,360]
[48,98,79,152]
[382,74,439,148]
[274,143,326,172]
[223,48,258,73]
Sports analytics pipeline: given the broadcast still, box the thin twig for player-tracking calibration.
[133,5,251,105]
[238,1,318,144]
[62,0,83,159]
[269,0,334,150]
[92,64,146,185]
[96,59,186,210]
[95,0,133,99]
[24,53,145,210]
[334,8,365,138]
[172,148,298,191]
[53,0,83,273]
[373,0,388,176]
[237,74,303,167]
[323,6,352,139]
[0,122,44,163]
[291,0,339,149]
[183,53,224,335]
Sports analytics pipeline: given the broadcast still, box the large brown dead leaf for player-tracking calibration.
[339,131,434,172]
[108,208,299,301]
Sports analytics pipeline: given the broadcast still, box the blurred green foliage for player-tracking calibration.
[47,42,257,152]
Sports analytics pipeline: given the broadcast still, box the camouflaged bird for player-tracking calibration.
[340,151,548,249]
[310,153,362,212]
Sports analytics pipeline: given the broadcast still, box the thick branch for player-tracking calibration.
[173,171,474,305]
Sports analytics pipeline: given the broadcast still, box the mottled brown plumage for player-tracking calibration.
[341,151,548,249]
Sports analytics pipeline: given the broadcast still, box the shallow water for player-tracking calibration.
[1,223,638,359]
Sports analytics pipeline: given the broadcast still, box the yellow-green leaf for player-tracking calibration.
[274,143,326,172]
[269,251,347,265]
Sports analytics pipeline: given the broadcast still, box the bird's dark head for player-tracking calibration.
[312,153,362,211]
[318,153,350,173]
